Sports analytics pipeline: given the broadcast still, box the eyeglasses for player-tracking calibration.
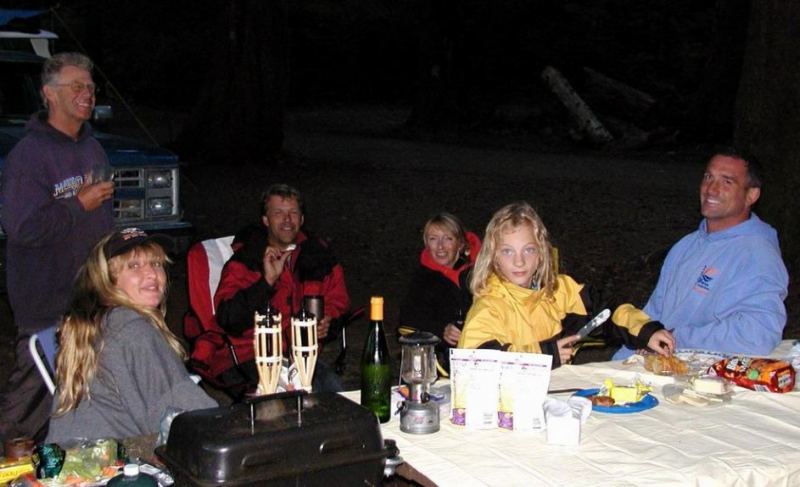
[51,80,98,96]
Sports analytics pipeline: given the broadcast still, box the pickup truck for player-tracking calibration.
[0,15,193,291]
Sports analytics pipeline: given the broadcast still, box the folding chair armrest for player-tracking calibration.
[221,333,244,368]
[29,335,56,395]
[333,306,366,375]
[570,338,607,363]
[397,326,418,336]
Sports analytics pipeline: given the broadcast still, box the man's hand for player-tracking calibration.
[557,334,580,364]
[77,178,113,211]
[443,323,461,346]
[318,315,332,340]
[262,246,291,286]
[647,329,675,356]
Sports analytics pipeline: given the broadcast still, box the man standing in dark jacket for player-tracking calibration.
[211,184,350,392]
[0,52,114,444]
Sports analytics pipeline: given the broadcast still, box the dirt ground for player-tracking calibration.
[1,105,798,394]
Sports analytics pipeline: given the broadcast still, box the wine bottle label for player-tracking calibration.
[363,381,391,401]
[361,364,392,422]
[370,296,384,321]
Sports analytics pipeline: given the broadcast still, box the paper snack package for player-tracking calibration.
[497,352,553,431]
[711,357,796,393]
[450,348,501,429]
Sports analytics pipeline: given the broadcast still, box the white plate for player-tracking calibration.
[662,383,733,407]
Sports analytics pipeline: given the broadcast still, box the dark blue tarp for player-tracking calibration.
[0,9,46,28]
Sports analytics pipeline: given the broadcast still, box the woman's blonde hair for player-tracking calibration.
[423,212,469,258]
[54,232,184,415]
[470,201,556,297]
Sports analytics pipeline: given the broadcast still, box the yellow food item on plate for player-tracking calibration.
[603,378,651,405]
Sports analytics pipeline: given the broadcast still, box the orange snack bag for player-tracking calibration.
[711,357,796,393]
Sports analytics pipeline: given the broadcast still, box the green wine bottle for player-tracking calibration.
[360,296,392,423]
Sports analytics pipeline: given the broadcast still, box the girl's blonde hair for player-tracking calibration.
[54,233,185,415]
[470,201,556,297]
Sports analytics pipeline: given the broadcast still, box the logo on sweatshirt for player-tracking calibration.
[693,265,718,294]
[52,175,84,199]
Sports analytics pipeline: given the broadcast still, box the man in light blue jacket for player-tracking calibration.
[614,149,788,359]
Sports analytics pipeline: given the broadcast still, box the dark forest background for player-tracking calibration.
[11,0,746,145]
[5,0,799,271]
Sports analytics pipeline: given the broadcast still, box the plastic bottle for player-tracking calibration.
[360,296,392,423]
[107,464,158,486]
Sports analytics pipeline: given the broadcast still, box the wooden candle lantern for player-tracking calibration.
[291,309,318,391]
[254,309,282,395]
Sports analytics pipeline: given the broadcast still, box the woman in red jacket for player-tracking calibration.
[399,212,481,373]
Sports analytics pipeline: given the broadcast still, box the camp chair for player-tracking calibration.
[569,338,607,364]
[183,236,254,392]
[549,246,609,362]
[184,236,235,341]
[29,326,58,395]
[330,306,365,374]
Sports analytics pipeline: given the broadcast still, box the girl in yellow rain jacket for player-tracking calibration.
[457,202,674,368]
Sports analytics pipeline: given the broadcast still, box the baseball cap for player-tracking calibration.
[103,227,174,259]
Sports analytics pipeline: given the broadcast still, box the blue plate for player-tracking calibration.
[574,388,659,414]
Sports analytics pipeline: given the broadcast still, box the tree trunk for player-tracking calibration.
[408,0,463,132]
[178,0,288,163]
[735,0,800,271]
[684,0,749,143]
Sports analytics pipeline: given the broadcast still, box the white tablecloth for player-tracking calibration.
[344,340,800,487]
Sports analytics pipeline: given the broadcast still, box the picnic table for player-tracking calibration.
[344,340,800,486]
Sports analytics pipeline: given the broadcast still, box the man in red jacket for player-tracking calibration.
[214,183,350,391]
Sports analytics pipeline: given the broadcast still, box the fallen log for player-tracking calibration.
[541,66,613,144]
[582,67,656,125]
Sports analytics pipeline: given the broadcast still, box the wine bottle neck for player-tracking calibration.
[370,296,384,321]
